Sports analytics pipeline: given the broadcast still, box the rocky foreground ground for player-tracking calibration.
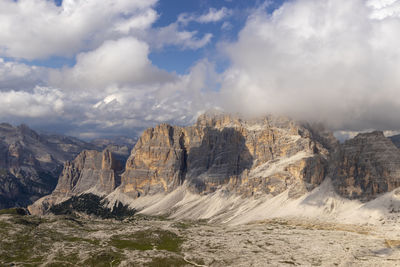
[1,210,399,266]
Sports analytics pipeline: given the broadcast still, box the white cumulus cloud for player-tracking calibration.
[148,24,213,50]
[0,59,46,90]
[49,37,174,91]
[5,0,400,138]
[0,0,158,60]
[178,7,232,24]
[220,0,400,131]
[83,59,219,133]
[0,86,64,118]
[0,0,217,60]
[197,7,232,23]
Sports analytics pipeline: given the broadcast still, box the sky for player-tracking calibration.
[1,0,400,139]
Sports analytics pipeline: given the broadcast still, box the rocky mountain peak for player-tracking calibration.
[27,112,400,217]
[28,146,129,215]
[332,130,400,200]
[196,112,242,129]
[17,124,40,140]
[40,113,332,204]
[0,123,13,130]
[0,123,101,209]
[54,147,128,197]
[354,130,385,140]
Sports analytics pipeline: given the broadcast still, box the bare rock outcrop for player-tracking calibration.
[120,113,335,198]
[0,123,98,208]
[332,131,400,200]
[121,124,187,197]
[28,146,129,215]
[54,149,124,196]
[30,113,400,216]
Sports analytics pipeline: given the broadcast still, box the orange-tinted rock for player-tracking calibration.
[121,113,335,197]
[121,124,187,197]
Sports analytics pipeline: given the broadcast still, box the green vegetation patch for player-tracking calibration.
[0,232,46,264]
[12,216,46,227]
[49,193,136,220]
[0,213,184,266]
[63,236,100,246]
[0,207,28,216]
[0,221,10,231]
[82,250,123,267]
[110,229,184,252]
[110,238,153,250]
[45,251,80,267]
[0,214,102,266]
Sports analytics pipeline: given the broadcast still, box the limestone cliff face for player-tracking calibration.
[30,113,400,216]
[28,146,129,215]
[121,124,186,197]
[54,149,123,196]
[332,131,400,200]
[120,113,335,197]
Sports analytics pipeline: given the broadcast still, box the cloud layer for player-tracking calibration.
[0,0,158,59]
[0,87,63,118]
[178,7,232,24]
[2,0,400,139]
[220,0,400,131]
[0,0,223,138]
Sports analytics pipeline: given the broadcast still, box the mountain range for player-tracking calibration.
[0,123,134,209]
[21,112,400,225]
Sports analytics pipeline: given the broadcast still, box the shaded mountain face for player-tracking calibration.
[53,146,129,197]
[389,134,400,149]
[331,131,400,201]
[28,146,130,215]
[0,123,99,208]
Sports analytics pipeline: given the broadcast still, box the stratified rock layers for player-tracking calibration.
[54,149,124,196]
[30,113,400,216]
[332,131,400,200]
[28,146,128,215]
[121,124,187,197]
[120,113,334,198]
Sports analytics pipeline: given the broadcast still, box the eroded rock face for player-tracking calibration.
[0,123,98,208]
[54,149,122,196]
[28,146,129,215]
[332,131,400,200]
[30,113,400,216]
[121,124,187,197]
[120,113,336,197]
